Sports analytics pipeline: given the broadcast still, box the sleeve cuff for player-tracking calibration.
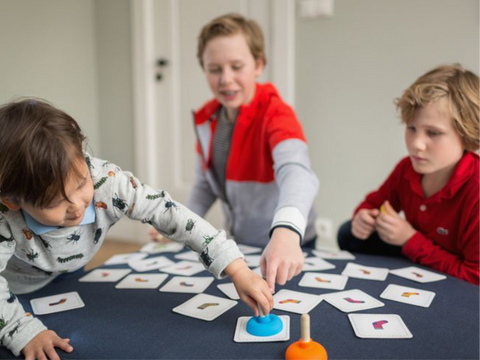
[8,318,47,356]
[270,207,306,242]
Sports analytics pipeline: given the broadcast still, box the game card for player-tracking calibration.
[237,244,262,255]
[160,261,206,276]
[389,266,446,283]
[341,262,389,281]
[217,282,240,300]
[299,272,348,290]
[115,274,169,289]
[104,252,147,265]
[173,293,238,321]
[233,315,290,343]
[302,257,336,272]
[31,292,85,315]
[273,289,322,314]
[140,241,184,254]
[244,255,262,267]
[159,276,214,293]
[79,268,131,282]
[348,314,413,339]
[312,249,356,260]
[174,250,200,262]
[322,289,384,313]
[380,284,435,307]
[128,256,174,272]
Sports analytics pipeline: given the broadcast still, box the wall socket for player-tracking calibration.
[315,217,333,240]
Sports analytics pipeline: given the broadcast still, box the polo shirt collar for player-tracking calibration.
[405,151,476,201]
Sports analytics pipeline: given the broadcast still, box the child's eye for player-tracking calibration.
[427,131,441,136]
[232,65,243,71]
[407,126,416,132]
[208,68,221,74]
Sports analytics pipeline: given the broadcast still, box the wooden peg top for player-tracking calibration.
[301,314,311,342]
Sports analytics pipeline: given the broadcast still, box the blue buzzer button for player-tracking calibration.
[246,314,283,337]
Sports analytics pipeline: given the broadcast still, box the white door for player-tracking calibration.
[131,0,295,231]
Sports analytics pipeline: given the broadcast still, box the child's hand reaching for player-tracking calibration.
[375,201,416,246]
[352,208,380,239]
[225,259,274,317]
[23,329,73,360]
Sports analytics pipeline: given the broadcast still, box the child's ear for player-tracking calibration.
[0,198,21,211]
[254,58,265,77]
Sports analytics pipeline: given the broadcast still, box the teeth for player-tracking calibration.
[222,91,236,96]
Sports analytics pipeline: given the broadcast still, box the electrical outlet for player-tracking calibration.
[315,218,333,239]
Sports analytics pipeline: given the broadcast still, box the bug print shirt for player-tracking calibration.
[0,154,243,356]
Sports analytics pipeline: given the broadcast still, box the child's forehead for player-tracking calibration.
[412,99,452,126]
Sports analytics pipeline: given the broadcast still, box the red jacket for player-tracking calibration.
[356,152,479,285]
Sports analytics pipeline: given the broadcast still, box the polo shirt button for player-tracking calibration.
[420,204,427,212]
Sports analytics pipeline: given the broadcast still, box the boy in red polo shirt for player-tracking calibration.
[338,64,479,285]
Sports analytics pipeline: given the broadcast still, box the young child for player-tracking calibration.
[338,64,479,285]
[152,13,319,293]
[0,99,273,359]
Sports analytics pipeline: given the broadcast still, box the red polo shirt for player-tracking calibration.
[355,152,479,285]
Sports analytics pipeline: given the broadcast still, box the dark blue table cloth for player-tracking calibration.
[1,250,478,359]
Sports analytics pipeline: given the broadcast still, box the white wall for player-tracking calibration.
[0,0,100,153]
[296,0,479,248]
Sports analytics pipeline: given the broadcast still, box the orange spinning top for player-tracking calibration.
[285,314,327,360]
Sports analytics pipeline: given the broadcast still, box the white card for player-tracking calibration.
[273,289,322,314]
[322,289,384,313]
[312,249,356,260]
[233,315,290,343]
[115,274,169,289]
[160,261,206,276]
[380,284,435,308]
[348,314,413,339]
[244,255,262,268]
[128,256,174,272]
[389,266,446,283]
[299,272,348,290]
[159,276,214,293]
[341,262,389,281]
[104,252,147,265]
[237,244,262,255]
[174,251,200,262]
[217,282,240,300]
[31,292,85,315]
[79,268,131,282]
[140,241,184,254]
[173,293,238,321]
[302,257,336,271]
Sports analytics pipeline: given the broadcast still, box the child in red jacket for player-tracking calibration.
[338,64,479,285]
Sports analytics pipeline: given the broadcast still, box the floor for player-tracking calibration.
[85,239,141,271]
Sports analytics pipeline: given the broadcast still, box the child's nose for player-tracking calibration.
[412,134,427,151]
[220,69,234,84]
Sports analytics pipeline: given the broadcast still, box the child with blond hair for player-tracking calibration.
[338,64,479,285]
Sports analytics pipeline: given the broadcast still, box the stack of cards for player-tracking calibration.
[140,241,184,254]
[322,289,384,312]
[389,266,446,283]
[341,263,389,281]
[173,293,237,321]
